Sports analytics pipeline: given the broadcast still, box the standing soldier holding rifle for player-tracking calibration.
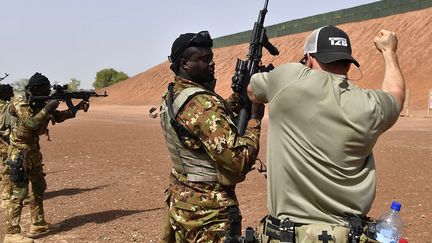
[3,72,87,243]
[158,1,277,241]
[160,29,265,242]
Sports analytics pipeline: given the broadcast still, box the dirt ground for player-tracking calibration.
[0,105,431,242]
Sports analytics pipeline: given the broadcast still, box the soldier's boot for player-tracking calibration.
[3,233,34,243]
[29,222,61,235]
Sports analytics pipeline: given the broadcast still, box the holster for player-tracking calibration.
[224,206,243,243]
[348,216,379,243]
[6,150,28,183]
[264,215,295,243]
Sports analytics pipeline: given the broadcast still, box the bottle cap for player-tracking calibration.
[391,201,402,211]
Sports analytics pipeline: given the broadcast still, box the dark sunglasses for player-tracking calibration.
[168,31,211,63]
[299,55,307,64]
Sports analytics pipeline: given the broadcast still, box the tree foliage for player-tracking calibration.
[67,78,81,91]
[11,79,29,92]
[93,68,129,89]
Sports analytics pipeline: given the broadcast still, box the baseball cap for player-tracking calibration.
[300,25,359,67]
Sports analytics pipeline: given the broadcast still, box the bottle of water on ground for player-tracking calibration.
[375,201,403,243]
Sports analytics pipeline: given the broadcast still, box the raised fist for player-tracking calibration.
[374,29,398,53]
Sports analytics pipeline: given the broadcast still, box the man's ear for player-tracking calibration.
[306,53,313,68]
[346,63,352,73]
[180,58,189,71]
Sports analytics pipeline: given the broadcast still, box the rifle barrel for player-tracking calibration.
[264,0,269,9]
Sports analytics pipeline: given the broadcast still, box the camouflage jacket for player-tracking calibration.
[164,76,261,207]
[9,93,75,149]
[0,99,9,148]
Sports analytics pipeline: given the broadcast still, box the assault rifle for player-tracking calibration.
[30,84,108,112]
[0,73,9,82]
[231,0,279,135]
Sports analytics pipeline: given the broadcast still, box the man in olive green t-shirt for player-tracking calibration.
[248,25,405,241]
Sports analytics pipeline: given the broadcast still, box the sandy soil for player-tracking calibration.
[0,105,430,242]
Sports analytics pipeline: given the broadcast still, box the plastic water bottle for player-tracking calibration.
[375,201,403,243]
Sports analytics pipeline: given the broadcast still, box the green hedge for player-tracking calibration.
[213,0,432,48]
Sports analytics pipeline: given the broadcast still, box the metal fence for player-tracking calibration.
[213,0,432,48]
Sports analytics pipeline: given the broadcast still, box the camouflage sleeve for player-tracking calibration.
[51,109,75,123]
[12,102,50,130]
[225,93,241,115]
[178,93,261,176]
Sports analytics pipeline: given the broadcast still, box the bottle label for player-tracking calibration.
[376,229,398,243]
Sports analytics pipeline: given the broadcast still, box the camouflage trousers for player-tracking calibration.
[5,147,47,234]
[1,162,12,201]
[1,144,11,201]
[162,205,232,243]
[162,190,237,243]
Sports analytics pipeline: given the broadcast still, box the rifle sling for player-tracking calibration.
[166,82,239,142]
[167,83,201,139]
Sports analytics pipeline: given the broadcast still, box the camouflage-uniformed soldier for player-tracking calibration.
[0,84,15,208]
[3,73,85,243]
[160,31,265,242]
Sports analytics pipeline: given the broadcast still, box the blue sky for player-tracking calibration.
[0,0,377,89]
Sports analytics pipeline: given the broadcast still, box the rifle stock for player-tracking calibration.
[231,0,279,135]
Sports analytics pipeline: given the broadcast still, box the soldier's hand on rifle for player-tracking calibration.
[44,100,60,113]
[259,63,275,72]
[66,100,89,115]
[250,102,265,120]
[75,101,89,112]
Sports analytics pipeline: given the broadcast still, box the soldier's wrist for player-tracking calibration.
[41,108,50,115]
[247,119,261,129]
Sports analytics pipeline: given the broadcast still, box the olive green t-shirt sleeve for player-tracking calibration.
[364,89,401,133]
[250,63,306,104]
[250,71,271,103]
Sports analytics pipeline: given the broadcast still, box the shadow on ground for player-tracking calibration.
[32,209,145,239]
[44,185,108,200]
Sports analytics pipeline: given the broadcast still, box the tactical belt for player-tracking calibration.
[265,215,376,243]
[264,215,296,243]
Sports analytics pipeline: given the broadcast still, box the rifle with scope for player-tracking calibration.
[30,84,108,112]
